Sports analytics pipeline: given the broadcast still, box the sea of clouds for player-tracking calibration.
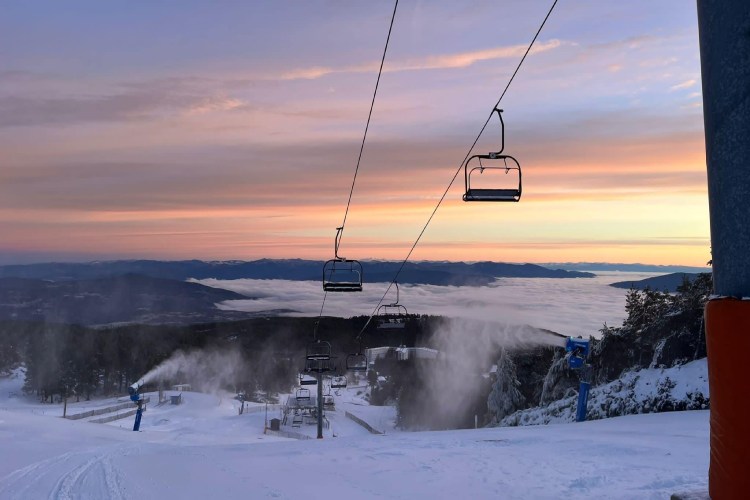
[193,271,657,337]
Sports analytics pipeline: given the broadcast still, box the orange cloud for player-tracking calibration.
[280,39,564,80]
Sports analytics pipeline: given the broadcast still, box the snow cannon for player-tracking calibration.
[128,379,147,431]
[565,337,590,370]
[128,379,145,402]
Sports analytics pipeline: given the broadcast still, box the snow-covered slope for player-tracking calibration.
[0,369,709,499]
[502,358,709,427]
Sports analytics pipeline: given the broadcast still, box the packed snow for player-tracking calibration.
[0,368,708,499]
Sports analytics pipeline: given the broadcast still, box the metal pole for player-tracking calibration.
[575,382,590,423]
[317,372,324,439]
[697,1,750,496]
[698,1,750,296]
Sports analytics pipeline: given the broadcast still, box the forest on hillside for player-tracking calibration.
[0,315,442,403]
[0,274,711,431]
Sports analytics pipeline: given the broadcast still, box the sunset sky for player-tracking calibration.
[0,1,709,266]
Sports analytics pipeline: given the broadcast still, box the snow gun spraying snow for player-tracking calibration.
[128,379,146,431]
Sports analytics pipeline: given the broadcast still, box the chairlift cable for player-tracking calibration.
[339,0,399,244]
[315,0,399,336]
[355,0,558,340]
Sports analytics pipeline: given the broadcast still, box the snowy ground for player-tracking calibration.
[503,358,710,426]
[0,370,708,499]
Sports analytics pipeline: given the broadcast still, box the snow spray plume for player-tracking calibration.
[418,318,564,428]
[139,347,245,394]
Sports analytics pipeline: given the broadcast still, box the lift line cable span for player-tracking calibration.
[340,0,399,243]
[314,0,399,338]
[355,0,559,340]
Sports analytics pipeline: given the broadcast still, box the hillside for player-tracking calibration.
[0,274,261,326]
[609,272,701,292]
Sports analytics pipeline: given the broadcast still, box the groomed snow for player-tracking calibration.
[0,370,708,499]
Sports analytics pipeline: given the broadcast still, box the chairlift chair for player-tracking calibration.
[306,340,332,361]
[377,304,408,329]
[299,374,317,386]
[322,227,363,292]
[463,109,522,202]
[296,388,311,401]
[376,281,408,329]
[346,352,368,372]
[292,414,303,427]
[304,357,336,373]
[330,375,347,389]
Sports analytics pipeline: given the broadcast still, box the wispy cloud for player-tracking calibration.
[281,39,564,80]
[669,79,697,92]
[0,78,251,127]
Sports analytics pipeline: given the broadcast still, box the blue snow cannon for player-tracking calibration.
[565,337,590,370]
[128,379,146,431]
[128,380,144,402]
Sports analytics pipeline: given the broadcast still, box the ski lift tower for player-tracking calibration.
[305,341,335,439]
[698,1,750,496]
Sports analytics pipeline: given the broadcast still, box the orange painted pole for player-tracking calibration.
[704,300,750,498]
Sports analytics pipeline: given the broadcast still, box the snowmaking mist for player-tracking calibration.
[416,318,566,428]
[138,348,245,394]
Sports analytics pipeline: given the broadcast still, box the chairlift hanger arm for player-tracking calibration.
[493,108,505,155]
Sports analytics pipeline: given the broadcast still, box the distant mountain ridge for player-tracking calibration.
[544,262,710,273]
[609,273,705,292]
[0,273,263,326]
[0,259,594,286]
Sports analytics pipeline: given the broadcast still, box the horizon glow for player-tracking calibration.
[0,1,709,266]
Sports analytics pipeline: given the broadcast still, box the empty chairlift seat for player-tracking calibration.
[322,226,363,292]
[346,352,368,372]
[306,340,332,360]
[323,258,363,292]
[330,376,347,389]
[296,388,311,401]
[463,108,522,203]
[377,303,408,329]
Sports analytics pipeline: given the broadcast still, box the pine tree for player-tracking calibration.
[487,348,525,424]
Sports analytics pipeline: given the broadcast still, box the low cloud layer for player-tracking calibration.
[196,272,656,336]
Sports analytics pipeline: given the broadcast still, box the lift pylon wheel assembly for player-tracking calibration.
[323,227,363,292]
[463,109,522,202]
